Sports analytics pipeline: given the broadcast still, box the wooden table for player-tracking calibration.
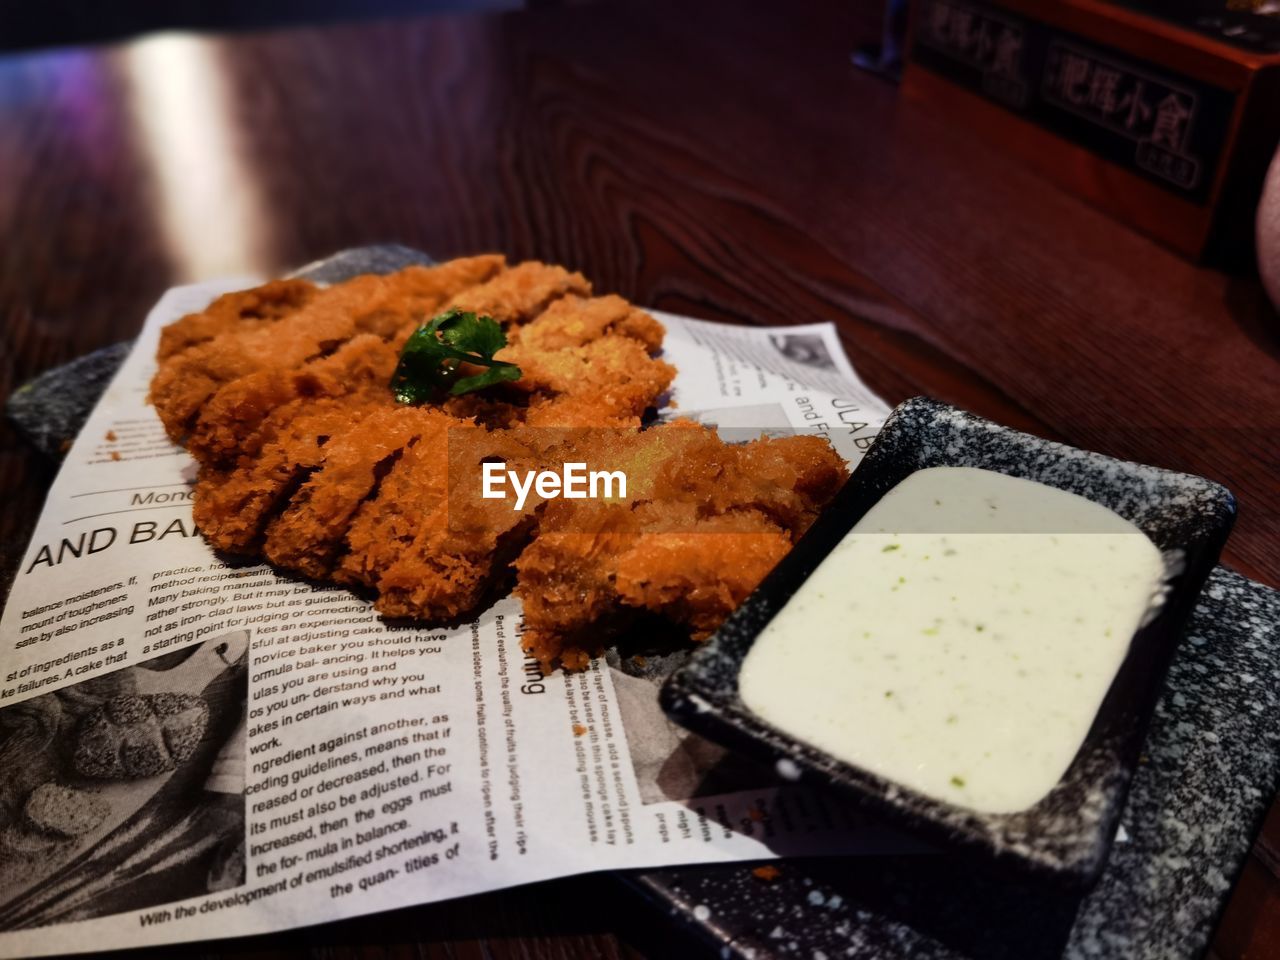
[1,1,1276,956]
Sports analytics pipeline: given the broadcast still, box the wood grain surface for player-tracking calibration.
[0,1,1277,957]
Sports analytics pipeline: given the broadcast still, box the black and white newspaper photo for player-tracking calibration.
[0,634,248,928]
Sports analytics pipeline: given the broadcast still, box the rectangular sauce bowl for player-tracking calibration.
[660,396,1236,887]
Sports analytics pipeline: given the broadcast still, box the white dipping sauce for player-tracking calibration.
[738,466,1166,814]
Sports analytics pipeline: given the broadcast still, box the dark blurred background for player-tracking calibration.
[0,0,532,53]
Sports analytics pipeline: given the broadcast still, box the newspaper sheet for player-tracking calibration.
[0,280,895,956]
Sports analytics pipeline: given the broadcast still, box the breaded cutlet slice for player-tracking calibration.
[445,261,590,327]
[513,425,848,669]
[344,428,548,621]
[184,261,591,466]
[262,406,455,579]
[193,397,390,554]
[612,508,794,640]
[510,294,665,352]
[508,505,642,671]
[187,333,399,468]
[158,279,318,361]
[505,425,716,660]
[150,255,505,440]
[512,337,675,427]
[674,433,851,532]
[331,435,448,594]
[489,294,674,427]
[516,506,793,670]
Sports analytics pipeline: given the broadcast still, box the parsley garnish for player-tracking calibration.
[391,308,522,403]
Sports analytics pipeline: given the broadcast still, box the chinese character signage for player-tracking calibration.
[913,0,1236,202]
[921,0,1029,106]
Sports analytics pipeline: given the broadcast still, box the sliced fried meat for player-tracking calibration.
[331,424,508,619]
[659,432,850,533]
[361,429,547,621]
[516,505,792,670]
[332,433,449,593]
[472,294,675,427]
[513,425,848,669]
[510,503,641,671]
[511,294,664,352]
[186,334,399,468]
[613,509,793,640]
[158,279,318,361]
[192,398,387,554]
[156,256,850,671]
[151,256,505,441]
[504,325,675,427]
[446,261,590,327]
[262,406,454,579]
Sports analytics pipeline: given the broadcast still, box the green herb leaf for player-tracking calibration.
[391,308,522,403]
[435,309,507,357]
[450,362,524,396]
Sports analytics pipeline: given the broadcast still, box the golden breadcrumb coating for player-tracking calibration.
[158,279,318,361]
[150,256,505,441]
[153,257,847,670]
[512,425,846,668]
[445,261,590,325]
[262,406,454,579]
[511,294,664,352]
[188,333,399,467]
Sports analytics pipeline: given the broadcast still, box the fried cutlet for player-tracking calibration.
[261,406,454,579]
[155,256,847,670]
[157,278,318,361]
[150,255,507,441]
[509,294,664,352]
[516,505,795,671]
[504,336,675,427]
[179,262,600,466]
[188,333,399,468]
[355,429,547,620]
[513,424,846,668]
[446,261,590,325]
[184,260,604,551]
[444,293,675,429]
[192,398,386,554]
[329,426,554,620]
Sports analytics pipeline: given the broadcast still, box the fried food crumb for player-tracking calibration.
[109,451,121,461]
[572,724,588,737]
[752,866,781,882]
[105,430,117,442]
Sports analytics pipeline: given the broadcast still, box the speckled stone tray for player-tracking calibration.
[6,246,1278,959]
[627,567,1280,959]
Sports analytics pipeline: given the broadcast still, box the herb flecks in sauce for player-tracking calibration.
[739,466,1166,815]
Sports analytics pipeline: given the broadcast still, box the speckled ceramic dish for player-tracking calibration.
[660,396,1236,887]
